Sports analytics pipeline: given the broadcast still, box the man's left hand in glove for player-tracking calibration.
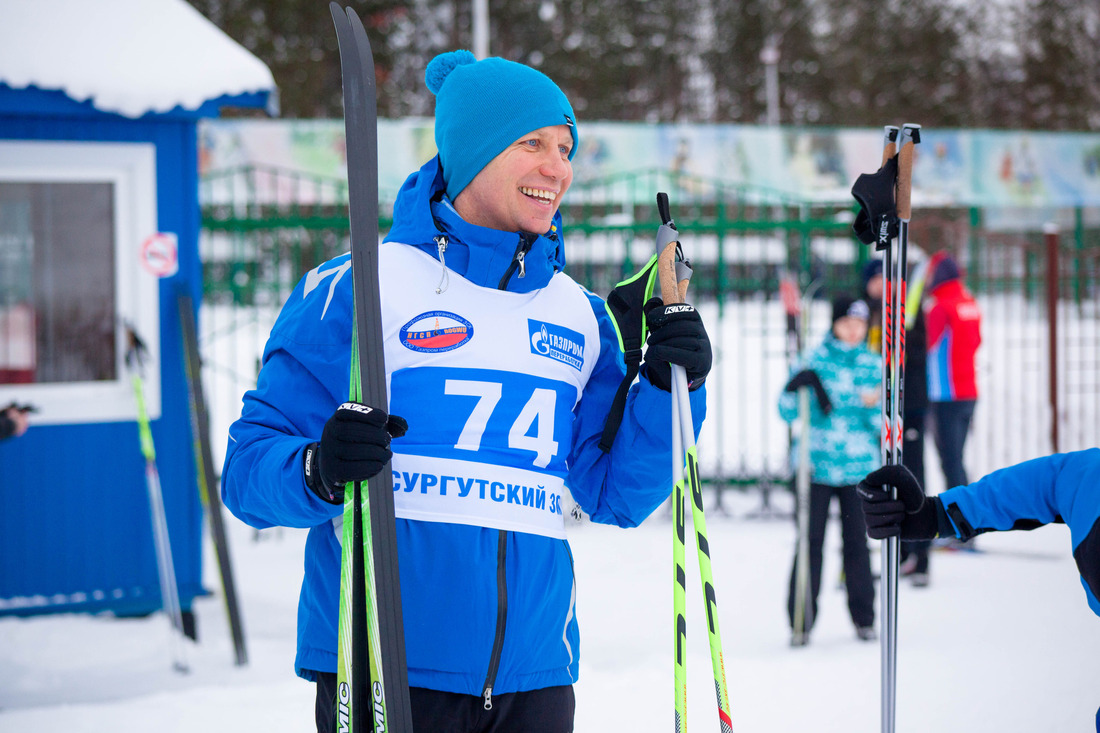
[641,298,712,392]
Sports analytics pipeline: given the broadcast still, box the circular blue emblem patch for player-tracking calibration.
[399,310,474,353]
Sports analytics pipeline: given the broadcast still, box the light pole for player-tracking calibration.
[760,33,780,126]
[472,0,489,59]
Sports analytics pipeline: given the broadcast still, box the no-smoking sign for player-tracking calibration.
[140,232,179,278]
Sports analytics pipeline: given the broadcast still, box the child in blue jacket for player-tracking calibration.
[779,295,882,645]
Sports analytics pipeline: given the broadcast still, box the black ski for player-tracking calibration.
[329,5,413,732]
[177,292,248,667]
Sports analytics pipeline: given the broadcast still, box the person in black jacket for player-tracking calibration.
[862,254,932,586]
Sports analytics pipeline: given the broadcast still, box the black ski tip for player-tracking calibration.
[345,5,368,42]
[345,4,377,89]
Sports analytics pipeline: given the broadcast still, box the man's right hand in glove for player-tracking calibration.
[783,368,833,416]
[304,402,408,505]
[856,463,940,540]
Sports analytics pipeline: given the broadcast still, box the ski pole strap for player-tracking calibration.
[851,155,900,250]
[599,254,659,453]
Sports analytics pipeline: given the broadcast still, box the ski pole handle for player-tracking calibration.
[655,193,691,305]
[897,124,920,221]
[881,125,899,167]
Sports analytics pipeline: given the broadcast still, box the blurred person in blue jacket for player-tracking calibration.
[859,450,1100,731]
[858,450,1099,617]
[221,50,711,733]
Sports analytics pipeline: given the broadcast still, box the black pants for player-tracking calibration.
[900,408,930,573]
[930,400,976,489]
[315,672,575,733]
[788,482,875,632]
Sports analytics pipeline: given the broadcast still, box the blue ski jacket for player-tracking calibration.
[937,448,1100,617]
[221,155,705,699]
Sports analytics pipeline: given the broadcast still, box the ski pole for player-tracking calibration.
[875,125,901,733]
[656,193,732,733]
[125,326,189,674]
[879,124,920,733]
[672,324,688,733]
[791,278,822,645]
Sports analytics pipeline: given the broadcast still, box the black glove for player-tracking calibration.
[304,402,408,505]
[783,369,833,416]
[642,297,712,392]
[856,463,939,540]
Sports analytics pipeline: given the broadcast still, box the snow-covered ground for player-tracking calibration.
[4,279,1092,732]
[1,490,1096,732]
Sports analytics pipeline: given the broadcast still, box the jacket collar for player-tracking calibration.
[383,156,566,293]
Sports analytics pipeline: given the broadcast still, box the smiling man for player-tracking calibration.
[221,50,713,733]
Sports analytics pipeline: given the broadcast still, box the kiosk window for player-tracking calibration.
[0,182,117,385]
[0,140,159,425]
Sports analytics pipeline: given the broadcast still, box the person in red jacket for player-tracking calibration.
[924,252,982,547]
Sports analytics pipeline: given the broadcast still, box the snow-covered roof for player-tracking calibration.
[0,0,277,118]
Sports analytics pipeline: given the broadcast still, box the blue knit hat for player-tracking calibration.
[425,50,578,201]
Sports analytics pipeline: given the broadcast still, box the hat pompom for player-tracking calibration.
[425,50,477,95]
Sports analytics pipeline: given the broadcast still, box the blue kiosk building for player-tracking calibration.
[0,0,276,626]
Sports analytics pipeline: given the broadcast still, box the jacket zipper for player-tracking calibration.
[482,529,509,710]
[433,234,449,294]
[497,234,535,290]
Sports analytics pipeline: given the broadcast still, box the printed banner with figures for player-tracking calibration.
[199,119,1100,210]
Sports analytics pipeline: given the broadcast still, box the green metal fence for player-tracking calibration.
[199,165,1099,508]
[909,207,1100,480]
[199,165,862,305]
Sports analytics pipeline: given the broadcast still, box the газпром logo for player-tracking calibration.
[529,319,585,371]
